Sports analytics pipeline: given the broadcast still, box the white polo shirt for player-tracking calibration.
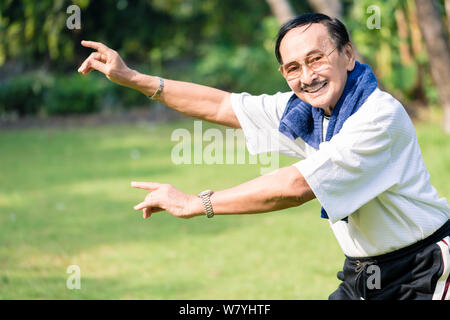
[230,88,450,257]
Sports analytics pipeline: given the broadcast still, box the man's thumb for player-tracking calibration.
[85,58,108,75]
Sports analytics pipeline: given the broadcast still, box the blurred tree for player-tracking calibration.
[265,0,294,25]
[347,1,430,105]
[306,0,343,19]
[0,0,447,122]
[405,0,428,104]
[446,0,450,29]
[395,7,413,66]
[415,0,450,133]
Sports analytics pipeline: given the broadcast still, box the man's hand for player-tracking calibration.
[77,40,238,128]
[131,181,203,219]
[130,166,314,220]
[78,40,137,88]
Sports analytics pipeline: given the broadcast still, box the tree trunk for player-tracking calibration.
[415,0,450,133]
[407,1,425,58]
[307,0,367,66]
[265,0,295,25]
[306,0,343,19]
[446,0,450,31]
[406,0,427,106]
[395,8,413,66]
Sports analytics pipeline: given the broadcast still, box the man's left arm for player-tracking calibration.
[132,166,315,219]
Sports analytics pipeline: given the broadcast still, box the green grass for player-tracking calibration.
[0,116,449,299]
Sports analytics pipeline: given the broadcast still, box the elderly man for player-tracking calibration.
[78,13,450,300]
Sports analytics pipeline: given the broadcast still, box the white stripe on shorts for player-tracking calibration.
[432,236,450,300]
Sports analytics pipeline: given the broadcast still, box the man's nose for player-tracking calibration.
[300,65,319,85]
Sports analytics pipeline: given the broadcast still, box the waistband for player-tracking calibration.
[345,220,450,264]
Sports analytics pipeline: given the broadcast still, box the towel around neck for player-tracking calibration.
[278,61,378,149]
[278,61,378,220]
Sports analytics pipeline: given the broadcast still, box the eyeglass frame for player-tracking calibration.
[278,46,338,81]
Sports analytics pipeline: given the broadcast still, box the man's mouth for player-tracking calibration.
[301,80,328,94]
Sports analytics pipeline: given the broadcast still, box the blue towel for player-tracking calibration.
[278,61,378,219]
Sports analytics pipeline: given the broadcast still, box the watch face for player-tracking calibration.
[199,190,213,196]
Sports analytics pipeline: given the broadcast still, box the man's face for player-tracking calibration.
[279,23,355,115]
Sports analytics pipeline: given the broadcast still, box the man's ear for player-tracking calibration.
[344,42,356,71]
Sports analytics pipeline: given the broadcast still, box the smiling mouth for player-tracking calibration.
[301,80,328,93]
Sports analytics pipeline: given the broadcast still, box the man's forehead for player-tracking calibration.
[279,23,332,62]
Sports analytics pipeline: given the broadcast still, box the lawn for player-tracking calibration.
[0,115,449,299]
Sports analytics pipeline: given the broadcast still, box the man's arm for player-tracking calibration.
[77,40,240,128]
[131,166,316,219]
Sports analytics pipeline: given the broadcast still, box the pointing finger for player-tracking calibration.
[81,40,109,54]
[131,181,161,191]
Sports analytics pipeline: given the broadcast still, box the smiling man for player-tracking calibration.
[277,22,350,116]
[78,13,450,300]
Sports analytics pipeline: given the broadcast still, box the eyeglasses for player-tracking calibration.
[279,46,337,81]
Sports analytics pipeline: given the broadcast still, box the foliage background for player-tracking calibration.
[0,0,448,118]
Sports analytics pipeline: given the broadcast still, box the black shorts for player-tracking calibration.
[329,220,450,300]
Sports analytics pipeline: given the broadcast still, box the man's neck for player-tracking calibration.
[323,106,334,116]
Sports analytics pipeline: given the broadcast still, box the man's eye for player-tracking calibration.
[308,55,323,63]
[287,65,299,73]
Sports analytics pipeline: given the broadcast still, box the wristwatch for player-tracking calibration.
[149,76,164,100]
[198,189,214,218]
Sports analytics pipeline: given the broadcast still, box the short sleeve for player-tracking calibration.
[293,102,405,223]
[230,91,309,158]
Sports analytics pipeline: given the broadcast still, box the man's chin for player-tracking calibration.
[305,99,334,115]
[305,99,330,110]
[297,91,332,108]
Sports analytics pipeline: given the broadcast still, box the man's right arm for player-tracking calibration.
[130,74,239,128]
[77,40,240,129]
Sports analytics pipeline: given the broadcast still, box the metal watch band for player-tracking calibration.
[198,190,214,218]
[149,76,164,100]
